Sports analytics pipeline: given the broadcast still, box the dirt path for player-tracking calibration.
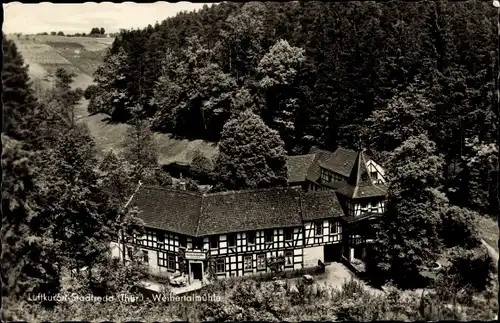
[481,239,499,267]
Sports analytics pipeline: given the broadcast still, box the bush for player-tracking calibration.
[84,84,98,100]
[441,246,495,293]
[74,87,84,100]
[439,206,481,248]
[76,254,150,297]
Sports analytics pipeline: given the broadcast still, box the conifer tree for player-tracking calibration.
[2,35,38,141]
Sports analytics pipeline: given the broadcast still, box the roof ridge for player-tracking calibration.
[205,186,300,197]
[141,185,203,197]
[288,153,317,158]
[196,198,204,237]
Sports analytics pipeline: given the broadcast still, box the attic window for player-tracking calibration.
[265,230,274,243]
[157,231,165,243]
[227,234,236,247]
[247,232,256,245]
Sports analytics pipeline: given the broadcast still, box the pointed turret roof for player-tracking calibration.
[337,149,387,199]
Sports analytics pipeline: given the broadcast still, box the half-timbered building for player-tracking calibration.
[111,147,388,283]
[286,147,388,262]
[111,187,345,283]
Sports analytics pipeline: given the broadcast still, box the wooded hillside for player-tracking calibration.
[90,0,497,213]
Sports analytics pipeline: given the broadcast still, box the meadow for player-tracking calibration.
[14,34,219,165]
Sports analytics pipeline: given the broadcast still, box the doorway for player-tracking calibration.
[190,262,203,281]
[324,244,342,263]
[354,246,365,260]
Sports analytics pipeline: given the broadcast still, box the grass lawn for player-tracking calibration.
[76,103,218,165]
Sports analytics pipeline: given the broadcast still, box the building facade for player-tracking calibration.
[111,147,387,283]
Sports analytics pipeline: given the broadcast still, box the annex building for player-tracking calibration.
[111,147,388,284]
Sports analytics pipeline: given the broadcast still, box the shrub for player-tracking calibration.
[438,206,481,248]
[76,254,150,297]
[440,246,495,293]
[84,84,98,100]
[74,87,84,100]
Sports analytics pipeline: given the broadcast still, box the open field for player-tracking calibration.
[76,107,219,165]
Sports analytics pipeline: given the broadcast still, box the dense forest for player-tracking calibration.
[89,0,498,213]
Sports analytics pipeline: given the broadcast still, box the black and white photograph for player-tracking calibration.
[2,1,499,321]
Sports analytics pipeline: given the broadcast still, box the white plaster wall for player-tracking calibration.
[303,246,324,268]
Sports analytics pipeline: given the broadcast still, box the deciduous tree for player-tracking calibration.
[213,109,288,190]
[365,135,447,286]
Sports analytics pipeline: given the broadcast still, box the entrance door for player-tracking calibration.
[354,246,364,260]
[324,244,342,263]
[191,263,203,280]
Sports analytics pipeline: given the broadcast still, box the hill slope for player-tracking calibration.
[16,35,218,165]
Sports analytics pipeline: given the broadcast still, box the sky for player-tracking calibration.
[3,2,210,34]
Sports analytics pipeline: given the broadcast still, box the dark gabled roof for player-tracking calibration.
[347,150,373,186]
[319,147,361,178]
[336,183,388,199]
[336,150,387,199]
[300,191,345,221]
[303,147,368,184]
[131,186,347,237]
[198,187,303,236]
[305,150,331,183]
[131,186,202,236]
[286,154,316,184]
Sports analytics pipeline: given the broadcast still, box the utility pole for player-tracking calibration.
[117,181,143,265]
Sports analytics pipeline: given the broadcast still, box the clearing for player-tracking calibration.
[16,34,218,165]
[475,214,498,253]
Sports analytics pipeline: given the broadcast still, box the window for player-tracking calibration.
[179,235,187,248]
[159,252,176,270]
[144,231,155,248]
[157,231,165,243]
[210,236,219,249]
[193,238,203,250]
[330,221,339,234]
[284,251,293,266]
[284,228,293,241]
[227,234,236,247]
[127,247,133,260]
[360,201,368,208]
[257,254,266,270]
[167,254,175,270]
[216,258,225,273]
[315,221,323,236]
[142,250,149,263]
[244,256,253,271]
[371,171,377,180]
[265,230,274,243]
[361,173,368,181]
[247,232,256,245]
